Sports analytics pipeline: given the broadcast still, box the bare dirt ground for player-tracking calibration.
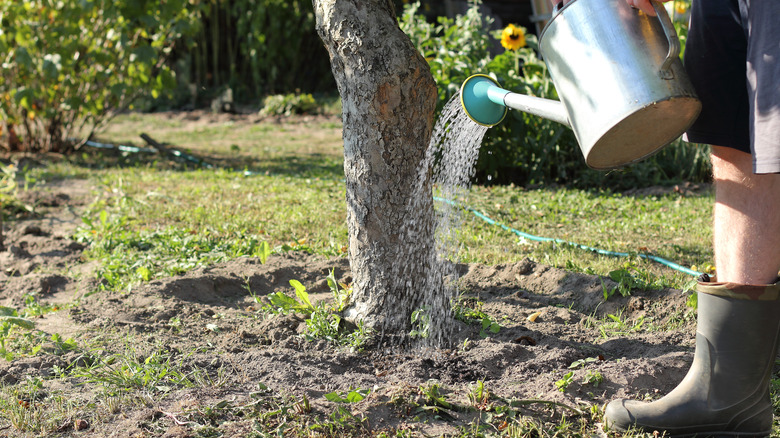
[0,177,699,437]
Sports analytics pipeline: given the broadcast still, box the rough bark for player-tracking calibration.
[312,0,440,336]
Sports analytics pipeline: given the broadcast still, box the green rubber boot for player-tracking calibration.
[604,277,780,437]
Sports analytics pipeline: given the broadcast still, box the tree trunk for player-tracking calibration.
[312,0,441,338]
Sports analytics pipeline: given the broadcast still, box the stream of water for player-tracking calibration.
[407,94,489,349]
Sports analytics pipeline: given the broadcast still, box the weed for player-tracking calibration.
[686,292,699,309]
[566,357,605,389]
[263,278,371,350]
[467,380,491,411]
[0,303,76,360]
[409,306,431,339]
[555,371,574,392]
[452,297,501,337]
[324,387,371,403]
[683,278,699,309]
[167,316,182,333]
[601,261,664,301]
[70,347,194,394]
[190,364,229,388]
[583,369,604,387]
[327,268,352,312]
[584,310,647,339]
[293,394,311,415]
[314,405,369,435]
[568,357,600,370]
[415,381,456,420]
[0,307,35,360]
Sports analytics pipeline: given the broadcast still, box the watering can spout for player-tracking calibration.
[460,74,570,127]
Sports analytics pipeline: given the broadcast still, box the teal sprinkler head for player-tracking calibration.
[460,74,570,128]
[459,74,509,127]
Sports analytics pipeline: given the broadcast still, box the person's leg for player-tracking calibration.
[604,283,780,436]
[604,0,780,434]
[711,146,780,284]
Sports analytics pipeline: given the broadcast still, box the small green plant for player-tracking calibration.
[683,278,699,309]
[467,380,491,411]
[583,369,604,387]
[569,357,606,388]
[70,348,194,394]
[589,311,647,339]
[294,394,311,414]
[0,322,31,360]
[480,317,501,337]
[452,297,501,337]
[326,268,351,312]
[686,292,699,309]
[568,357,600,370]
[416,381,455,419]
[0,305,62,360]
[554,371,574,392]
[409,306,431,339]
[167,317,182,333]
[266,280,316,315]
[601,261,662,301]
[264,278,370,350]
[324,387,371,403]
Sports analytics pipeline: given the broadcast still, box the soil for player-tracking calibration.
[0,177,700,437]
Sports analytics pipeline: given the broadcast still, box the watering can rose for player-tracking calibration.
[500,24,526,51]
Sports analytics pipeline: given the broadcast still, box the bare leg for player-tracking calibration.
[711,145,780,284]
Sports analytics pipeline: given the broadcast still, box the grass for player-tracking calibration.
[0,112,741,437]
[460,185,713,286]
[31,112,715,292]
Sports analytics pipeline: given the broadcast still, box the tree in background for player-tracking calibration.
[0,0,200,152]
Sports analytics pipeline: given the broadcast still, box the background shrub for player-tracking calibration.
[260,93,318,117]
[0,0,200,153]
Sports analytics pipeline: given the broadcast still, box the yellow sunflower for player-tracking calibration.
[500,24,526,51]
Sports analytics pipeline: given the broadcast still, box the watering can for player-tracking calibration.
[460,0,701,170]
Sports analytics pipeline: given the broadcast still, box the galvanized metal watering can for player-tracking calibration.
[460,0,701,170]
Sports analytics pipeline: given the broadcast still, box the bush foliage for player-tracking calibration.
[399,0,710,188]
[260,93,318,117]
[0,0,200,153]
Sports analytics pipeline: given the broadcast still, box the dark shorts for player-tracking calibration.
[683,0,780,173]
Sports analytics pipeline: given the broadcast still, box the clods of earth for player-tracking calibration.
[0,178,700,437]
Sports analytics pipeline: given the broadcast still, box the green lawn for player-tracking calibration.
[48,112,714,293]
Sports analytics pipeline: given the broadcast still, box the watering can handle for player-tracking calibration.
[652,0,680,79]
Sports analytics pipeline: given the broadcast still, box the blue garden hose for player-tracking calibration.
[433,196,702,277]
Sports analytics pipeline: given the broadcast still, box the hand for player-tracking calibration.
[626,0,672,16]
